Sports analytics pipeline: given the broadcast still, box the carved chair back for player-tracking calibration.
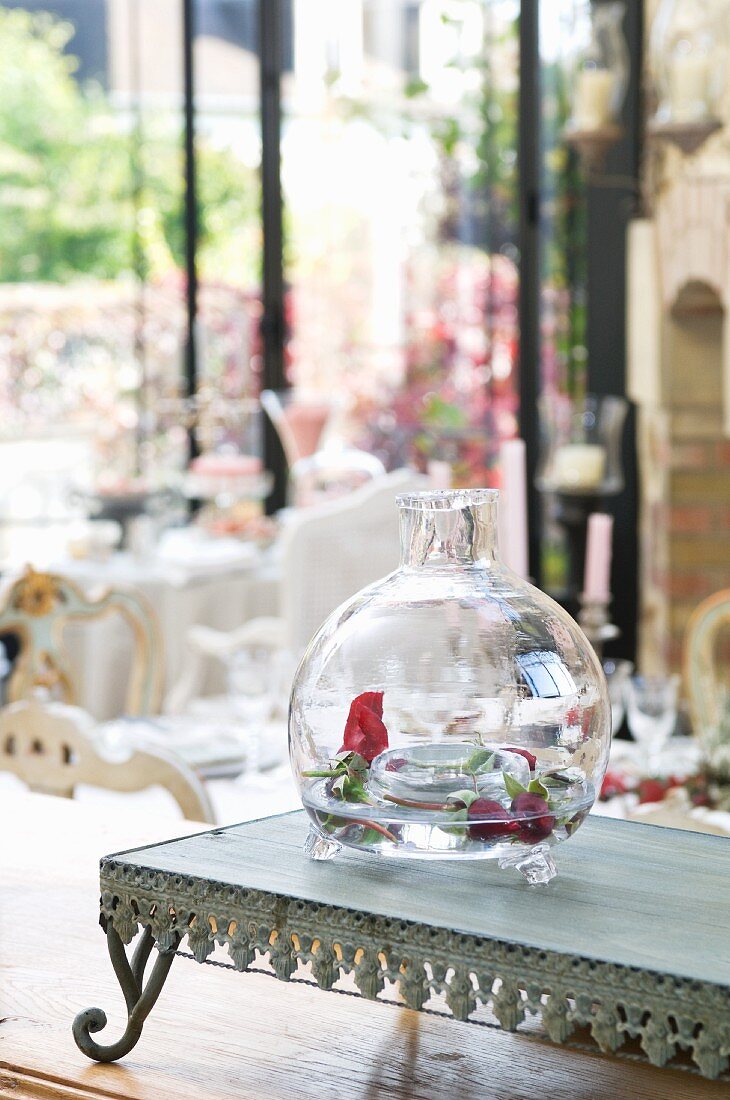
[0,567,163,715]
[684,588,730,737]
[0,696,214,821]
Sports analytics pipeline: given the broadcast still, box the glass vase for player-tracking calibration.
[288,489,610,883]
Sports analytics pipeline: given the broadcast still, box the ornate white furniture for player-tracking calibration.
[684,587,730,738]
[0,697,213,821]
[0,567,162,716]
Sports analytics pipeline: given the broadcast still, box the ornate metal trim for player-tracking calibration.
[70,855,730,1078]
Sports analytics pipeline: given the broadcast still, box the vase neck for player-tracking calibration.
[397,489,499,568]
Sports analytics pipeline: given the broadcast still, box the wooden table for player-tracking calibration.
[2,791,727,1099]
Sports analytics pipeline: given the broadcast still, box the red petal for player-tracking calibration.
[354,691,383,719]
[341,696,365,752]
[356,704,389,760]
[339,694,388,762]
[503,746,537,771]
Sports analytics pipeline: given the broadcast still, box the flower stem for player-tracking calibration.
[302,769,341,778]
[382,793,455,812]
[348,818,399,842]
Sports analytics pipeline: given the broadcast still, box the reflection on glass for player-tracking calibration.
[516,651,578,699]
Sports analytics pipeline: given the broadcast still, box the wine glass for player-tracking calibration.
[227,646,276,777]
[227,645,292,783]
[602,658,633,735]
[625,675,678,771]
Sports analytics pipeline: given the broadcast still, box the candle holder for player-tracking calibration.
[564,123,625,173]
[647,0,727,156]
[536,394,627,615]
[562,2,629,171]
[578,593,620,660]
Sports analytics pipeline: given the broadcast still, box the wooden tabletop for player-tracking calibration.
[1,791,726,1100]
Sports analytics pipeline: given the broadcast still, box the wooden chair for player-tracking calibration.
[0,696,214,822]
[684,588,730,739]
[0,566,163,716]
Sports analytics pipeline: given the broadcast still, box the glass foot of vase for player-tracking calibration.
[498,845,557,885]
[304,827,342,861]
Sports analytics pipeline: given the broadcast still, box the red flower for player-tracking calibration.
[637,778,667,805]
[467,799,520,841]
[600,770,629,801]
[511,792,555,841]
[502,747,537,771]
[339,691,388,763]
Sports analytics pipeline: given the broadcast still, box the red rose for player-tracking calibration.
[467,799,520,841]
[511,792,555,841]
[600,770,629,801]
[502,746,537,771]
[339,691,388,763]
[637,778,666,805]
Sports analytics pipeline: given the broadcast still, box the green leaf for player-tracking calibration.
[359,827,388,846]
[404,77,429,99]
[347,753,369,774]
[503,772,528,801]
[540,769,573,786]
[329,774,347,799]
[440,806,469,836]
[446,789,480,810]
[528,777,549,799]
[466,749,495,774]
[341,776,370,804]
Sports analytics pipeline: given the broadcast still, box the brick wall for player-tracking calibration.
[637,286,730,671]
[633,0,730,674]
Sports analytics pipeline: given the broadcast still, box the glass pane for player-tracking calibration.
[282,0,520,488]
[193,0,262,408]
[539,0,588,402]
[537,0,593,596]
[190,0,263,470]
[0,0,187,564]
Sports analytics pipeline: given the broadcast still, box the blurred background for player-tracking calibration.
[1,0,729,831]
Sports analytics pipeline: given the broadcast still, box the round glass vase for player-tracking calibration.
[288,489,610,884]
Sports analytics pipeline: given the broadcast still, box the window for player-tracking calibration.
[283,0,521,486]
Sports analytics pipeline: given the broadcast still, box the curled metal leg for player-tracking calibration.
[73,922,179,1062]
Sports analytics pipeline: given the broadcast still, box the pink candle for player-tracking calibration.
[498,438,528,578]
[583,513,614,601]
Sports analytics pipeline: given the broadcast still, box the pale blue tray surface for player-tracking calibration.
[106,811,730,988]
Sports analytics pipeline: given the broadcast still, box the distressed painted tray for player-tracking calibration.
[73,811,730,1078]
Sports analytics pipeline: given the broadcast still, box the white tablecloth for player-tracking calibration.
[1,530,281,720]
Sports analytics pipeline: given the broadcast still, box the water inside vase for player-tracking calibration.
[301,741,595,859]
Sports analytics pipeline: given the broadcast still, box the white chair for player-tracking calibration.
[165,469,431,713]
[278,467,431,653]
[0,696,215,822]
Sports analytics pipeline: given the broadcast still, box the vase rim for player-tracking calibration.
[396,488,499,511]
